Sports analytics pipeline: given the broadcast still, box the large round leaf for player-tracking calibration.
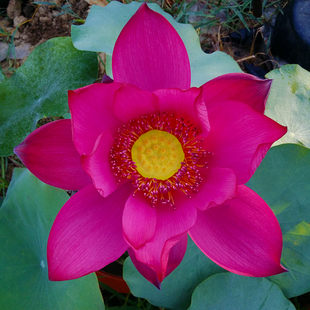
[0,37,98,156]
[0,169,104,309]
[188,273,295,310]
[123,236,225,310]
[265,64,310,148]
[71,2,241,87]
[247,144,310,297]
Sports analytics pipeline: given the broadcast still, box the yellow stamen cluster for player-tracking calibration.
[110,111,207,206]
[131,130,184,180]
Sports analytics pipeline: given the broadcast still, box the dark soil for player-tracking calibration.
[18,0,89,46]
[0,0,90,70]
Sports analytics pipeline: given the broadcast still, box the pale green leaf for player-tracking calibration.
[265,65,310,148]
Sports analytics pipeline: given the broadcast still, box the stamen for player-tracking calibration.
[110,112,208,206]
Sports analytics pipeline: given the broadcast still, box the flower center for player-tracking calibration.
[110,111,207,206]
[131,130,184,180]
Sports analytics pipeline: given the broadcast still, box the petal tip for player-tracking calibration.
[260,263,288,277]
[13,139,27,156]
[101,75,114,84]
[151,274,162,289]
[48,273,57,281]
[13,143,22,157]
[279,264,289,274]
[47,265,62,281]
[48,270,67,282]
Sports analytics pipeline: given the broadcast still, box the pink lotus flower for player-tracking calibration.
[14,3,287,288]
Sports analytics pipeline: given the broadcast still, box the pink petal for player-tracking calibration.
[165,234,187,277]
[191,167,238,211]
[14,119,91,190]
[69,82,123,156]
[201,73,272,114]
[194,93,211,137]
[202,99,287,184]
[130,194,197,282]
[47,183,132,281]
[189,185,286,277]
[127,247,161,289]
[128,235,187,288]
[112,3,191,92]
[122,194,157,249]
[113,84,159,123]
[153,87,210,136]
[81,131,124,197]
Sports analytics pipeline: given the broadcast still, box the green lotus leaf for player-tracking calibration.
[0,169,104,309]
[0,37,98,156]
[188,273,295,310]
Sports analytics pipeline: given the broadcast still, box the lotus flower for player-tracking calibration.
[14,3,287,288]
